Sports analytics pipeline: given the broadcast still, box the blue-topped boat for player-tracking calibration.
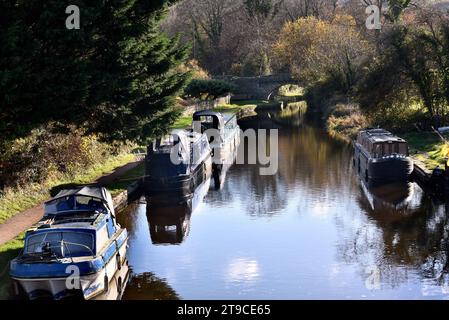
[10,186,129,300]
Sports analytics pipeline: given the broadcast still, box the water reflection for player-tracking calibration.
[121,271,179,300]
[359,181,420,212]
[119,110,449,299]
[146,178,211,245]
[211,141,239,191]
[270,102,307,128]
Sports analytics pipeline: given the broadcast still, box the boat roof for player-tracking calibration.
[359,128,406,143]
[44,186,115,215]
[46,186,110,203]
[193,109,237,128]
[193,110,223,118]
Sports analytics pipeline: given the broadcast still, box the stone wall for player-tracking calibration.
[181,95,231,117]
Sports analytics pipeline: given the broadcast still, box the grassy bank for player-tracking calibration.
[326,103,449,170]
[0,234,24,299]
[326,103,369,142]
[0,152,135,225]
[400,132,449,170]
[107,162,145,195]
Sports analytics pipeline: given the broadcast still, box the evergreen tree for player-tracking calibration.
[0,0,190,145]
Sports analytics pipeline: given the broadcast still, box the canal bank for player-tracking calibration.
[0,158,145,246]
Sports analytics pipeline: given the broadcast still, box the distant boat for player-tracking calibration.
[144,130,212,202]
[10,186,129,300]
[192,110,240,179]
[353,128,413,184]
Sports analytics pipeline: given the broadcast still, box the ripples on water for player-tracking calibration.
[118,115,449,300]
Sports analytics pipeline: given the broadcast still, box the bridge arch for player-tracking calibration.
[216,73,299,101]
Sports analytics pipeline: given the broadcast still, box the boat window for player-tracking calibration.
[75,196,105,212]
[225,117,237,130]
[25,231,94,257]
[373,143,382,157]
[46,196,76,213]
[399,142,408,155]
[194,115,217,133]
[46,196,106,214]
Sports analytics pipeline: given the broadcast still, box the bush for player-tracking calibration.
[184,79,236,100]
[0,125,131,191]
[327,103,369,141]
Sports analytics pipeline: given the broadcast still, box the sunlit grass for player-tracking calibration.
[400,131,449,169]
[107,162,145,195]
[0,153,135,224]
[0,234,24,300]
[173,102,259,129]
[277,84,305,97]
[171,116,192,129]
[214,103,257,114]
[231,100,279,107]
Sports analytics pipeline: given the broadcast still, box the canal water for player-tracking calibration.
[119,112,449,300]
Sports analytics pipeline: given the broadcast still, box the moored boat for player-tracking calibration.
[353,128,413,184]
[192,110,240,177]
[144,130,212,202]
[10,186,129,300]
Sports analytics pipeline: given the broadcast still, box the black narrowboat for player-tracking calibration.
[353,128,413,184]
[144,130,212,202]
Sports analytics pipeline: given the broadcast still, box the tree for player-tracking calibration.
[282,0,338,21]
[357,14,449,128]
[186,0,240,74]
[243,0,284,75]
[0,0,190,145]
[273,15,371,93]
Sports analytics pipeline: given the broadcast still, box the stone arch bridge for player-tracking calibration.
[216,73,297,101]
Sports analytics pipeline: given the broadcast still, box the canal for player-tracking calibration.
[119,112,449,300]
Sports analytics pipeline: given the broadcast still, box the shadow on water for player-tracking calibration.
[121,270,179,300]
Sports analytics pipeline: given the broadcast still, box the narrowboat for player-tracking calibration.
[144,130,212,202]
[353,128,413,184]
[146,177,210,245]
[192,110,240,177]
[10,186,129,300]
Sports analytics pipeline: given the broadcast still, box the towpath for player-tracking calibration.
[0,158,143,245]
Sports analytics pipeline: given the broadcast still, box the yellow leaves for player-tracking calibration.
[332,14,357,27]
[177,59,210,80]
[273,15,370,87]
